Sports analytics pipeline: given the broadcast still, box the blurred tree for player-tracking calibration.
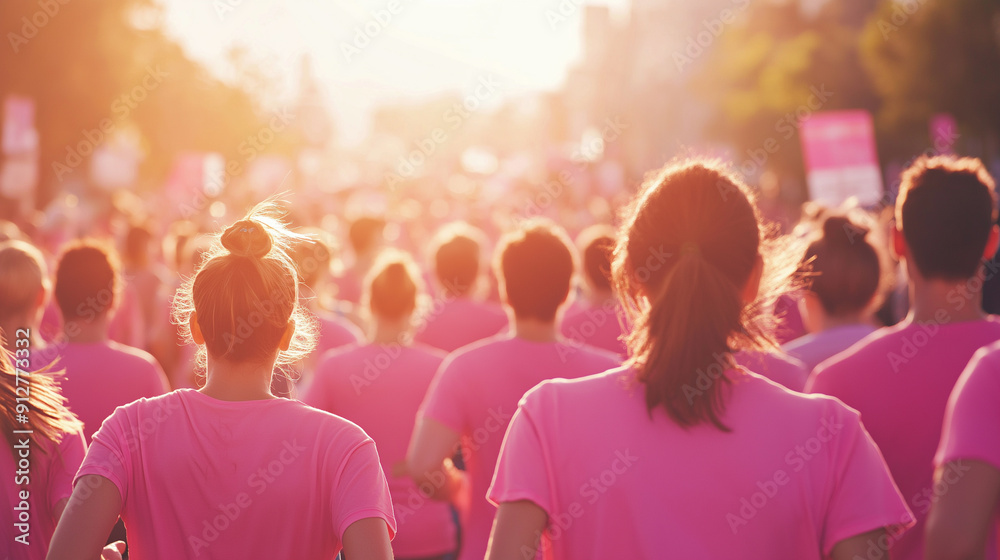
[0,0,277,206]
[692,1,879,195]
[860,0,1000,159]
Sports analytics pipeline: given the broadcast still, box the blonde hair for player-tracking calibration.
[0,240,50,319]
[172,201,317,371]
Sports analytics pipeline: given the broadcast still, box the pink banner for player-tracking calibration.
[800,110,882,207]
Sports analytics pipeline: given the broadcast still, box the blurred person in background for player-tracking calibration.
[1,343,85,560]
[486,160,912,560]
[47,203,395,560]
[807,155,1000,560]
[336,215,386,305]
[406,219,621,560]
[561,224,627,357]
[49,240,169,443]
[782,214,884,371]
[415,222,507,353]
[306,251,456,560]
[0,240,53,364]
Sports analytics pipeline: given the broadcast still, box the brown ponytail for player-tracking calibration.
[0,346,82,457]
[613,161,797,431]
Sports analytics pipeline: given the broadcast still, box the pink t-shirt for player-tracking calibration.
[490,367,914,559]
[807,317,1000,560]
[419,335,621,560]
[414,298,508,353]
[55,341,169,443]
[735,350,808,392]
[561,299,628,357]
[75,390,396,559]
[782,324,878,373]
[305,343,456,558]
[1,429,86,560]
[315,312,364,353]
[934,342,1000,556]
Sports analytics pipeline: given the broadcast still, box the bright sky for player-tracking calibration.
[159,0,628,145]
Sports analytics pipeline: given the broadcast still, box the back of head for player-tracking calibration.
[576,224,616,294]
[173,201,316,367]
[54,240,120,322]
[365,250,423,322]
[494,219,576,322]
[613,160,772,431]
[431,222,485,297]
[896,155,998,280]
[289,227,336,289]
[124,222,154,267]
[803,214,883,317]
[348,216,386,256]
[0,240,49,319]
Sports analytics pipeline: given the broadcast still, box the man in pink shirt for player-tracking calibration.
[415,222,508,352]
[407,220,621,560]
[926,342,1000,559]
[561,224,628,357]
[807,156,1000,560]
[51,241,169,442]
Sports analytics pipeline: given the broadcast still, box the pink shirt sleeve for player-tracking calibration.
[330,439,397,541]
[487,391,554,516]
[819,400,915,555]
[74,409,132,505]
[47,429,87,512]
[419,357,467,433]
[936,346,1000,469]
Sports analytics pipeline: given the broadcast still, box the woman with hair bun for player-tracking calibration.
[47,202,395,560]
[486,160,912,559]
[305,250,457,560]
[782,214,884,371]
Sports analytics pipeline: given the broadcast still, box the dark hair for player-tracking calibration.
[613,160,794,431]
[54,240,120,321]
[365,251,423,322]
[494,219,576,322]
[173,201,316,367]
[802,215,882,317]
[348,216,386,255]
[897,156,998,280]
[576,224,616,293]
[431,222,485,297]
[0,345,81,457]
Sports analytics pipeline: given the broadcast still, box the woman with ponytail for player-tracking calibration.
[782,213,885,371]
[1,343,84,560]
[305,250,457,560]
[47,202,395,560]
[486,161,913,559]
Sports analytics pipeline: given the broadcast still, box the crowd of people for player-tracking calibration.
[2,153,1000,559]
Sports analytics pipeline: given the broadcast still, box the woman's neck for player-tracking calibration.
[371,317,412,346]
[512,317,559,343]
[64,316,111,344]
[200,358,277,401]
